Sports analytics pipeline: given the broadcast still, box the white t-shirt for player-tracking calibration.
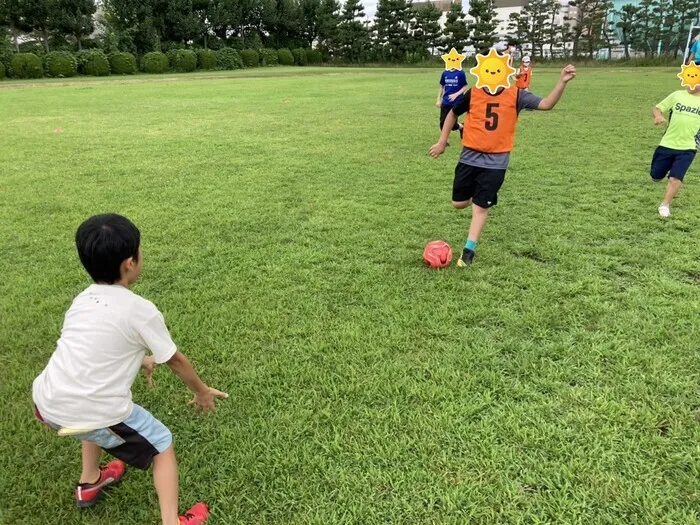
[32,284,177,429]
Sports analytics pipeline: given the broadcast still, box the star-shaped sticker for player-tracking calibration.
[469,48,517,95]
[441,48,466,71]
[678,62,700,89]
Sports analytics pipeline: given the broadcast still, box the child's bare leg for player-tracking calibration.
[662,177,683,206]
[80,441,102,484]
[153,445,180,525]
[468,204,489,241]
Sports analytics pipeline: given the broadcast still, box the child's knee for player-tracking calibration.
[452,200,471,209]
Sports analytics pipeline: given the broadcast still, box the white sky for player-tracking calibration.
[363,1,378,19]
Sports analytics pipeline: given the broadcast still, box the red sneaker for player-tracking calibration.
[179,502,209,525]
[75,460,126,508]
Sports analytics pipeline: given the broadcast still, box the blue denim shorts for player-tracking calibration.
[35,404,172,470]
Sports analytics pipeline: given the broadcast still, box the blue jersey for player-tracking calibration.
[691,40,700,64]
[440,70,468,107]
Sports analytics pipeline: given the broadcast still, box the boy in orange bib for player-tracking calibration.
[516,56,532,90]
[429,65,576,266]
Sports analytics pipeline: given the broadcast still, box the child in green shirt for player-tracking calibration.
[651,86,700,217]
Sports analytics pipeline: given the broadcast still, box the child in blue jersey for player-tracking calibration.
[436,68,467,141]
[688,34,700,65]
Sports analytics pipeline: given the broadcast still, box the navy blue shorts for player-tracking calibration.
[650,146,696,181]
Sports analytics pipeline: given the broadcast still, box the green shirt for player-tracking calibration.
[656,90,700,151]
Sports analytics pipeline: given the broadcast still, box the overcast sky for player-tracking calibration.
[363,1,378,19]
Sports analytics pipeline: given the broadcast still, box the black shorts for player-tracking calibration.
[439,105,461,132]
[650,146,696,181]
[452,163,506,208]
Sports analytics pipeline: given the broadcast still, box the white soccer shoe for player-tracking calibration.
[658,204,671,218]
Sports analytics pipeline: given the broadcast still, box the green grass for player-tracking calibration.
[2,66,700,524]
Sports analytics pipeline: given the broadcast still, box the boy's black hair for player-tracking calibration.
[75,214,140,284]
[507,40,517,47]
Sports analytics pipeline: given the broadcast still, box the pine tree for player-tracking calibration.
[507,12,529,53]
[545,0,560,57]
[337,0,368,62]
[374,0,412,62]
[519,0,552,58]
[299,0,322,47]
[412,2,442,57]
[616,3,640,58]
[567,0,611,58]
[673,0,698,57]
[317,0,341,55]
[47,0,96,50]
[441,1,469,53]
[467,0,498,54]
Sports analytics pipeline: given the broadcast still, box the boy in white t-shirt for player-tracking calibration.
[32,214,227,525]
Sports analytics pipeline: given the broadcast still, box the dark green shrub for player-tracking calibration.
[0,49,13,77]
[227,37,244,51]
[260,48,278,66]
[243,33,263,50]
[278,48,294,66]
[207,37,225,50]
[10,53,43,79]
[197,49,216,70]
[75,50,92,74]
[306,49,322,64]
[215,48,243,70]
[82,50,110,76]
[240,49,259,68]
[292,48,307,66]
[170,49,197,72]
[44,51,77,77]
[0,61,4,80]
[109,52,136,74]
[141,52,169,74]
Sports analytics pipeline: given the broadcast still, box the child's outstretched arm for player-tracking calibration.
[537,65,576,111]
[166,351,228,413]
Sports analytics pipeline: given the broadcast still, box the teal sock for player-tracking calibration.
[465,239,477,251]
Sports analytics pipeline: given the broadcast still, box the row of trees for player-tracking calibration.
[615,0,698,59]
[508,0,698,60]
[0,0,507,62]
[2,0,699,63]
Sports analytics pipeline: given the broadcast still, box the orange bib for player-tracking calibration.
[516,66,531,89]
[463,86,519,154]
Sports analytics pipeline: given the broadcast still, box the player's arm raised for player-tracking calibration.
[537,65,576,111]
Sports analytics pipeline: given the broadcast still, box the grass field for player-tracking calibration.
[2,66,700,524]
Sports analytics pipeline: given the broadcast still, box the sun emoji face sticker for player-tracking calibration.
[678,63,700,89]
[470,48,517,95]
[441,48,466,71]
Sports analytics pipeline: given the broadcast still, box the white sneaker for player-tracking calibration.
[658,204,671,217]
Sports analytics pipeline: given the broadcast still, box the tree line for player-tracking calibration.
[509,0,697,59]
[1,0,698,62]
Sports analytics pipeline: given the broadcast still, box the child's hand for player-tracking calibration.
[654,115,667,125]
[448,93,459,103]
[560,65,576,83]
[142,356,157,388]
[436,100,442,108]
[429,142,446,158]
[188,387,228,414]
